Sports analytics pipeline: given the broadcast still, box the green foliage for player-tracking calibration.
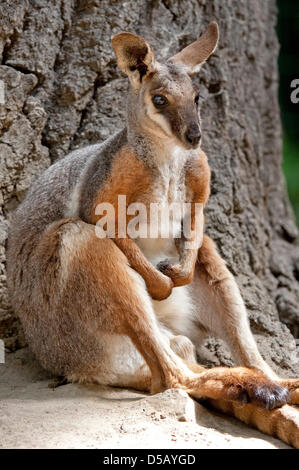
[282,136,299,225]
[277,0,299,227]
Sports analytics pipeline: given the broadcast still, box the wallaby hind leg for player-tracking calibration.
[189,235,280,380]
[22,220,289,408]
[93,334,199,393]
[60,224,292,408]
[12,219,290,409]
[9,218,291,411]
[189,235,299,404]
[31,218,198,393]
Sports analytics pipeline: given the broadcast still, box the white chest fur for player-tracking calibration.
[136,144,188,266]
[137,145,195,339]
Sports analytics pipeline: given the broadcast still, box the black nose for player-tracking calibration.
[185,128,201,147]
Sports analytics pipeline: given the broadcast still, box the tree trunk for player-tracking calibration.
[0,0,298,376]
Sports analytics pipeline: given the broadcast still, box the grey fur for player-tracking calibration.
[6,29,288,393]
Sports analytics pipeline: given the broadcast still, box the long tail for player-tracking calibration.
[208,398,299,448]
[184,361,299,448]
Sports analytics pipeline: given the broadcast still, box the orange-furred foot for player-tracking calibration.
[189,367,290,410]
[231,382,290,409]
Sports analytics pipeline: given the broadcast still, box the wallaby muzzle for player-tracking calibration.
[185,124,201,148]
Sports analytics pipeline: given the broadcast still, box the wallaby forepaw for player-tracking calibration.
[157,260,192,287]
[148,270,173,301]
[157,259,172,275]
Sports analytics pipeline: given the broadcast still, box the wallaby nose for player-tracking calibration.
[185,127,201,147]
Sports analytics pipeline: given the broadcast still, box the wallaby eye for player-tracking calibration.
[152,95,168,108]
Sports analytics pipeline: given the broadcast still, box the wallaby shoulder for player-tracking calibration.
[10,129,127,236]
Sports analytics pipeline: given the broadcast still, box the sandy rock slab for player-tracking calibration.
[0,348,290,449]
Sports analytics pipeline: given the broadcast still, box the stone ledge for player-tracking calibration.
[0,348,290,449]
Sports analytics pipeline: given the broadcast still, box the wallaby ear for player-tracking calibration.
[112,32,156,90]
[169,22,219,74]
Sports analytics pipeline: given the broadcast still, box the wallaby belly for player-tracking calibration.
[136,232,195,337]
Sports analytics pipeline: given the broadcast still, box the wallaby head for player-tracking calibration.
[112,22,219,151]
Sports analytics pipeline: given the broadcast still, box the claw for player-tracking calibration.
[157,259,172,274]
[249,383,290,410]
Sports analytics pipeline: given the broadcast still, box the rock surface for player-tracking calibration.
[0,348,290,449]
[0,0,298,377]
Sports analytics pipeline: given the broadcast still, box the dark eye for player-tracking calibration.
[152,95,168,108]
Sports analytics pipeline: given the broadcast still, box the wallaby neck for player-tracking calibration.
[126,124,190,174]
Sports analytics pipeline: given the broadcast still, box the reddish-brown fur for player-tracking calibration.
[86,142,299,446]
[6,23,299,449]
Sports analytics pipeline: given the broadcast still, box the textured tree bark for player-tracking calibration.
[0,0,298,376]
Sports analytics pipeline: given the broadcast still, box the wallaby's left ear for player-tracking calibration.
[112,32,156,90]
[169,22,219,74]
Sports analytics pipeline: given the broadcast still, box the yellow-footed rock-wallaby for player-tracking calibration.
[7,22,299,447]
